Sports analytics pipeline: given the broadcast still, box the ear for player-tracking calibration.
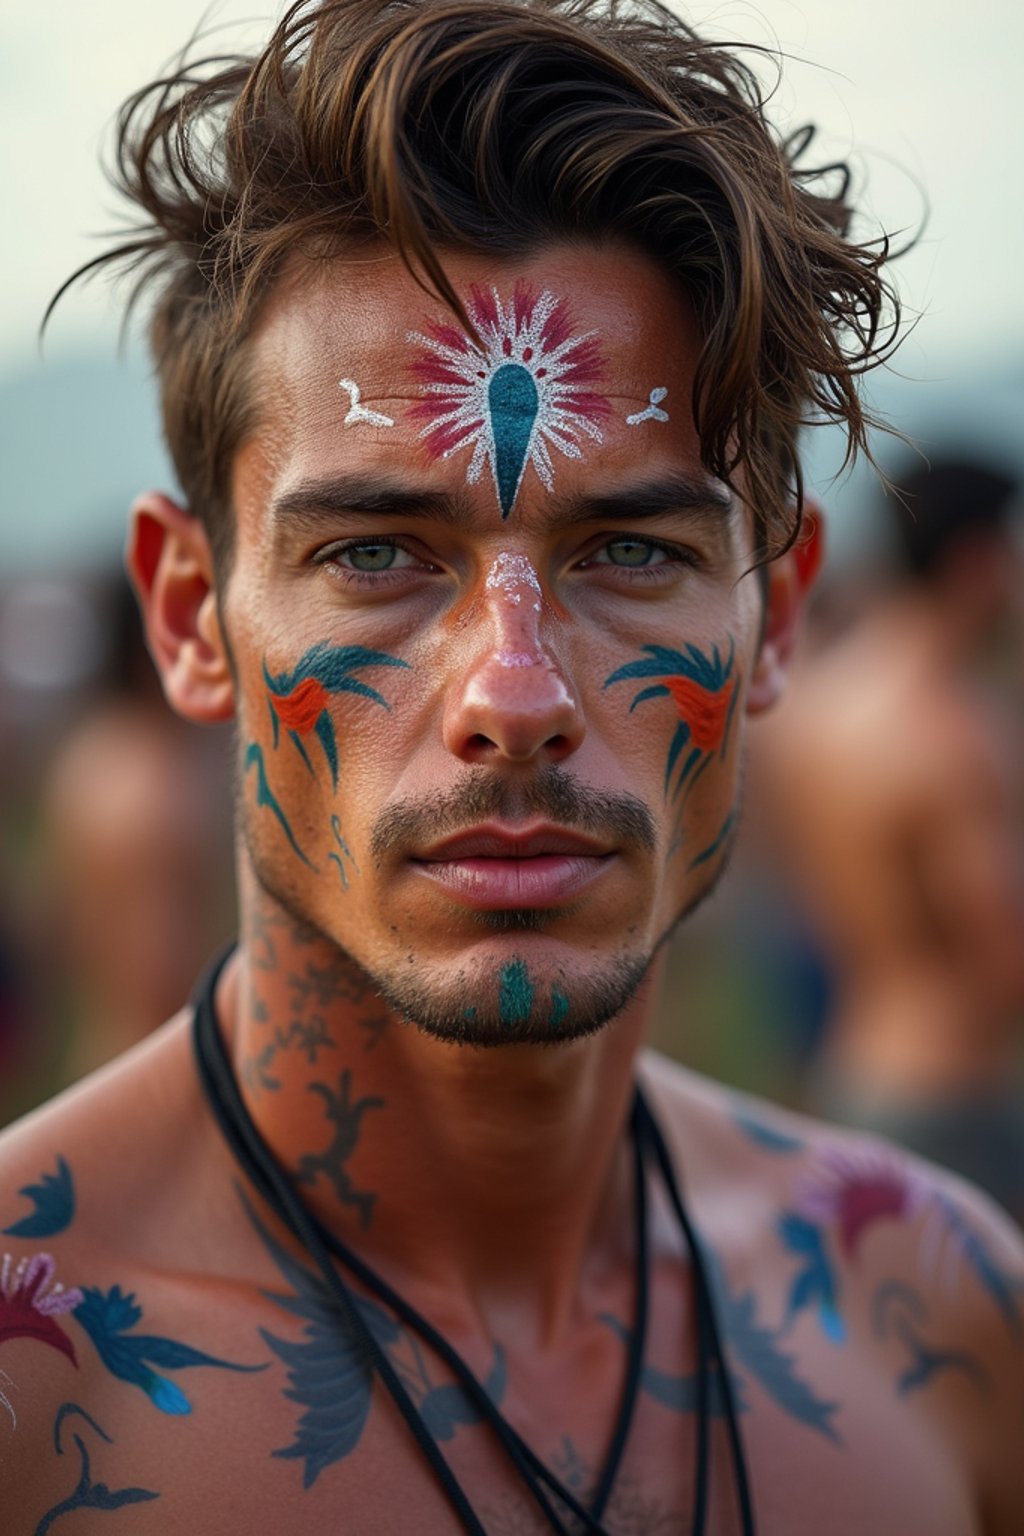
[746,501,824,716]
[126,492,235,723]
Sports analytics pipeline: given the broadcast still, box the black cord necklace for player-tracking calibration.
[191,949,755,1534]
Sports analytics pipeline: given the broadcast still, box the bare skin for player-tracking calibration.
[754,585,1024,1099]
[1,243,1021,1534]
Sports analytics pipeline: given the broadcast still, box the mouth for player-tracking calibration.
[409,821,615,909]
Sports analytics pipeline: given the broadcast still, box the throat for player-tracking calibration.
[224,899,644,1322]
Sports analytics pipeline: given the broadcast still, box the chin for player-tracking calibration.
[368,947,652,1049]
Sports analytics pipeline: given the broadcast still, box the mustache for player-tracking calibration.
[369,766,657,864]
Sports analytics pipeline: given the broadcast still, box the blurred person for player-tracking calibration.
[755,458,1024,1219]
[0,5,1021,1533]
[39,696,231,1084]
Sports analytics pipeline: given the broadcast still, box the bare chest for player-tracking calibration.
[28,1324,974,1536]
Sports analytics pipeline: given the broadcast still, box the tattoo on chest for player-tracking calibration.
[484,1436,681,1536]
[33,1402,159,1533]
[243,1189,505,1489]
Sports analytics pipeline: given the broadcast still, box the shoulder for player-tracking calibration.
[0,1011,239,1528]
[640,1053,1024,1527]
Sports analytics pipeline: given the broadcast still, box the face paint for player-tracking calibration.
[548,986,570,1031]
[408,284,609,518]
[328,815,358,891]
[603,640,740,801]
[498,959,535,1027]
[338,378,395,429]
[626,387,669,426]
[484,551,542,608]
[245,742,316,870]
[263,643,409,790]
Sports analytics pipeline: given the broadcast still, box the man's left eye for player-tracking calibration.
[594,538,669,568]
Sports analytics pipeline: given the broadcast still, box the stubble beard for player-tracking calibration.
[238,759,741,1048]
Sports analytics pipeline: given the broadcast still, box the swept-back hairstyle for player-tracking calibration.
[55,0,900,569]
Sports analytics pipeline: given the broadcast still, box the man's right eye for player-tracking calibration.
[344,542,401,571]
[316,539,421,574]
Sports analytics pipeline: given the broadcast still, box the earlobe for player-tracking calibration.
[746,503,824,716]
[126,492,235,723]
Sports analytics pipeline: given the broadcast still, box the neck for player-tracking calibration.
[216,865,656,1338]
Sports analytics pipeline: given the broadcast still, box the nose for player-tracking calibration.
[442,554,585,767]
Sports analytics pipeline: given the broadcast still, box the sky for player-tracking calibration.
[2,0,1022,567]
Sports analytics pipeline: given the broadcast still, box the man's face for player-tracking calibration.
[222,241,766,1042]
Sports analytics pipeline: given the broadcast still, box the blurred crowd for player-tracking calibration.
[2,451,1022,1222]
[0,571,233,1125]
[654,451,1024,1225]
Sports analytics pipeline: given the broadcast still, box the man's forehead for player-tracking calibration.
[251,240,702,404]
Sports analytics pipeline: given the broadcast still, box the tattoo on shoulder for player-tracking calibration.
[243,1188,504,1488]
[0,1252,83,1368]
[702,1243,841,1441]
[1,1250,265,1417]
[731,1109,804,1155]
[763,1140,1024,1407]
[3,1159,76,1239]
[72,1285,266,1415]
[871,1281,990,1398]
[34,1402,158,1534]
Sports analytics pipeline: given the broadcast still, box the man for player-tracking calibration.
[755,456,1024,1220]
[2,2,1021,1531]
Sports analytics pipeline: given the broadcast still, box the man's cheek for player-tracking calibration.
[243,641,411,879]
[601,634,742,864]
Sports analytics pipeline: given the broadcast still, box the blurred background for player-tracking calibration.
[1,1,1021,1218]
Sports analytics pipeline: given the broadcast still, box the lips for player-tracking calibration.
[410,822,613,908]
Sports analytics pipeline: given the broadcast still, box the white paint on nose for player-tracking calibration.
[485,552,542,612]
[495,649,539,668]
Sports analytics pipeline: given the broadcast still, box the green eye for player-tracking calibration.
[347,543,398,571]
[603,538,664,567]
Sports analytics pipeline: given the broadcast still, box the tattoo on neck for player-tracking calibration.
[294,1070,385,1228]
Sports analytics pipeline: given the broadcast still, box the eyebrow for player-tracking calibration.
[270,475,474,528]
[546,471,736,526]
[269,469,735,531]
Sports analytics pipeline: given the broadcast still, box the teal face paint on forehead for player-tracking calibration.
[408,283,610,518]
[488,362,540,517]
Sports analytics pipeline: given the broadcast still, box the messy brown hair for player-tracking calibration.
[53,0,900,571]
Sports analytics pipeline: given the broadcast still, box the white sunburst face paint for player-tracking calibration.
[407,284,611,518]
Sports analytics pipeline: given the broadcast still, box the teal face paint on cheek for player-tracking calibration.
[498,960,535,1027]
[245,743,316,870]
[263,643,409,791]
